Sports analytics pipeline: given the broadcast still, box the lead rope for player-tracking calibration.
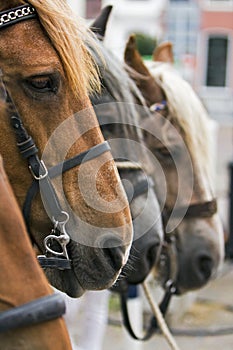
[142,281,181,350]
[115,161,142,170]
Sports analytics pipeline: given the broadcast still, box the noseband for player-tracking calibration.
[0,5,111,270]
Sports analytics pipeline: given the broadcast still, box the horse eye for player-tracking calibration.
[24,75,59,95]
[30,77,56,92]
[31,77,51,89]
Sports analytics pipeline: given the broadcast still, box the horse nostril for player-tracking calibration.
[196,255,213,281]
[97,234,125,271]
[178,247,216,291]
[103,246,125,271]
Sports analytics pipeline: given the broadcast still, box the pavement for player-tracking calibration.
[103,261,233,350]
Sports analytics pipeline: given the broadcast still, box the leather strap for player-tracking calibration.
[0,294,65,333]
[4,80,111,269]
[0,4,37,30]
[48,141,111,178]
[166,199,217,219]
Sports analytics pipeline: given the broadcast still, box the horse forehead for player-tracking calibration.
[0,20,61,70]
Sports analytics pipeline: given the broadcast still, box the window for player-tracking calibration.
[206,36,228,87]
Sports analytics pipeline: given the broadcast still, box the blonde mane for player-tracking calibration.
[25,0,101,99]
[147,61,213,180]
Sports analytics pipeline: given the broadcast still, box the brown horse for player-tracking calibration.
[0,0,133,298]
[124,36,224,294]
[0,112,71,349]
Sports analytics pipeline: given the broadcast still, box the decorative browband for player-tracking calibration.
[0,4,37,30]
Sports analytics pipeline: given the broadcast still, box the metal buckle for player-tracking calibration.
[165,279,177,294]
[29,160,48,180]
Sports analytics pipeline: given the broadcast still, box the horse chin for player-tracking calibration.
[44,268,85,298]
[68,239,123,292]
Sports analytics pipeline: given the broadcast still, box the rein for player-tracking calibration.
[0,4,111,270]
[114,161,173,341]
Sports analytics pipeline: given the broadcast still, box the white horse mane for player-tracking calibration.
[146,61,213,182]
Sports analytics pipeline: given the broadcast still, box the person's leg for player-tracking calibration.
[78,290,110,350]
[63,292,84,349]
[64,290,110,350]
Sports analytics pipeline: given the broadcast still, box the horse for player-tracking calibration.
[0,103,71,349]
[62,10,165,348]
[124,35,225,295]
[0,0,133,298]
[89,22,164,288]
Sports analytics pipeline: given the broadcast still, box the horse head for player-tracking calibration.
[124,35,224,294]
[0,0,133,297]
[88,32,164,291]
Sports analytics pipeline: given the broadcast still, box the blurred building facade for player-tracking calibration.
[197,0,233,124]
[165,2,233,235]
[198,0,233,239]
[68,0,168,56]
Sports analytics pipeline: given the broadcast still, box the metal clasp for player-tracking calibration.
[29,160,48,180]
[165,279,177,294]
[44,211,70,260]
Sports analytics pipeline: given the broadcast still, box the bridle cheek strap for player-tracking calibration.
[9,102,111,270]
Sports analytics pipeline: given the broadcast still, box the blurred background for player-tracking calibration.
[67,0,233,258]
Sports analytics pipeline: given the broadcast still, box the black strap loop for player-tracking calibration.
[120,286,174,341]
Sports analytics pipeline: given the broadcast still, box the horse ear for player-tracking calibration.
[152,42,174,63]
[90,5,113,40]
[124,34,152,77]
[124,35,165,106]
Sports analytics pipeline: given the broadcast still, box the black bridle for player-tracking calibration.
[0,4,111,270]
[115,163,171,341]
[4,89,111,271]
[117,175,176,341]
